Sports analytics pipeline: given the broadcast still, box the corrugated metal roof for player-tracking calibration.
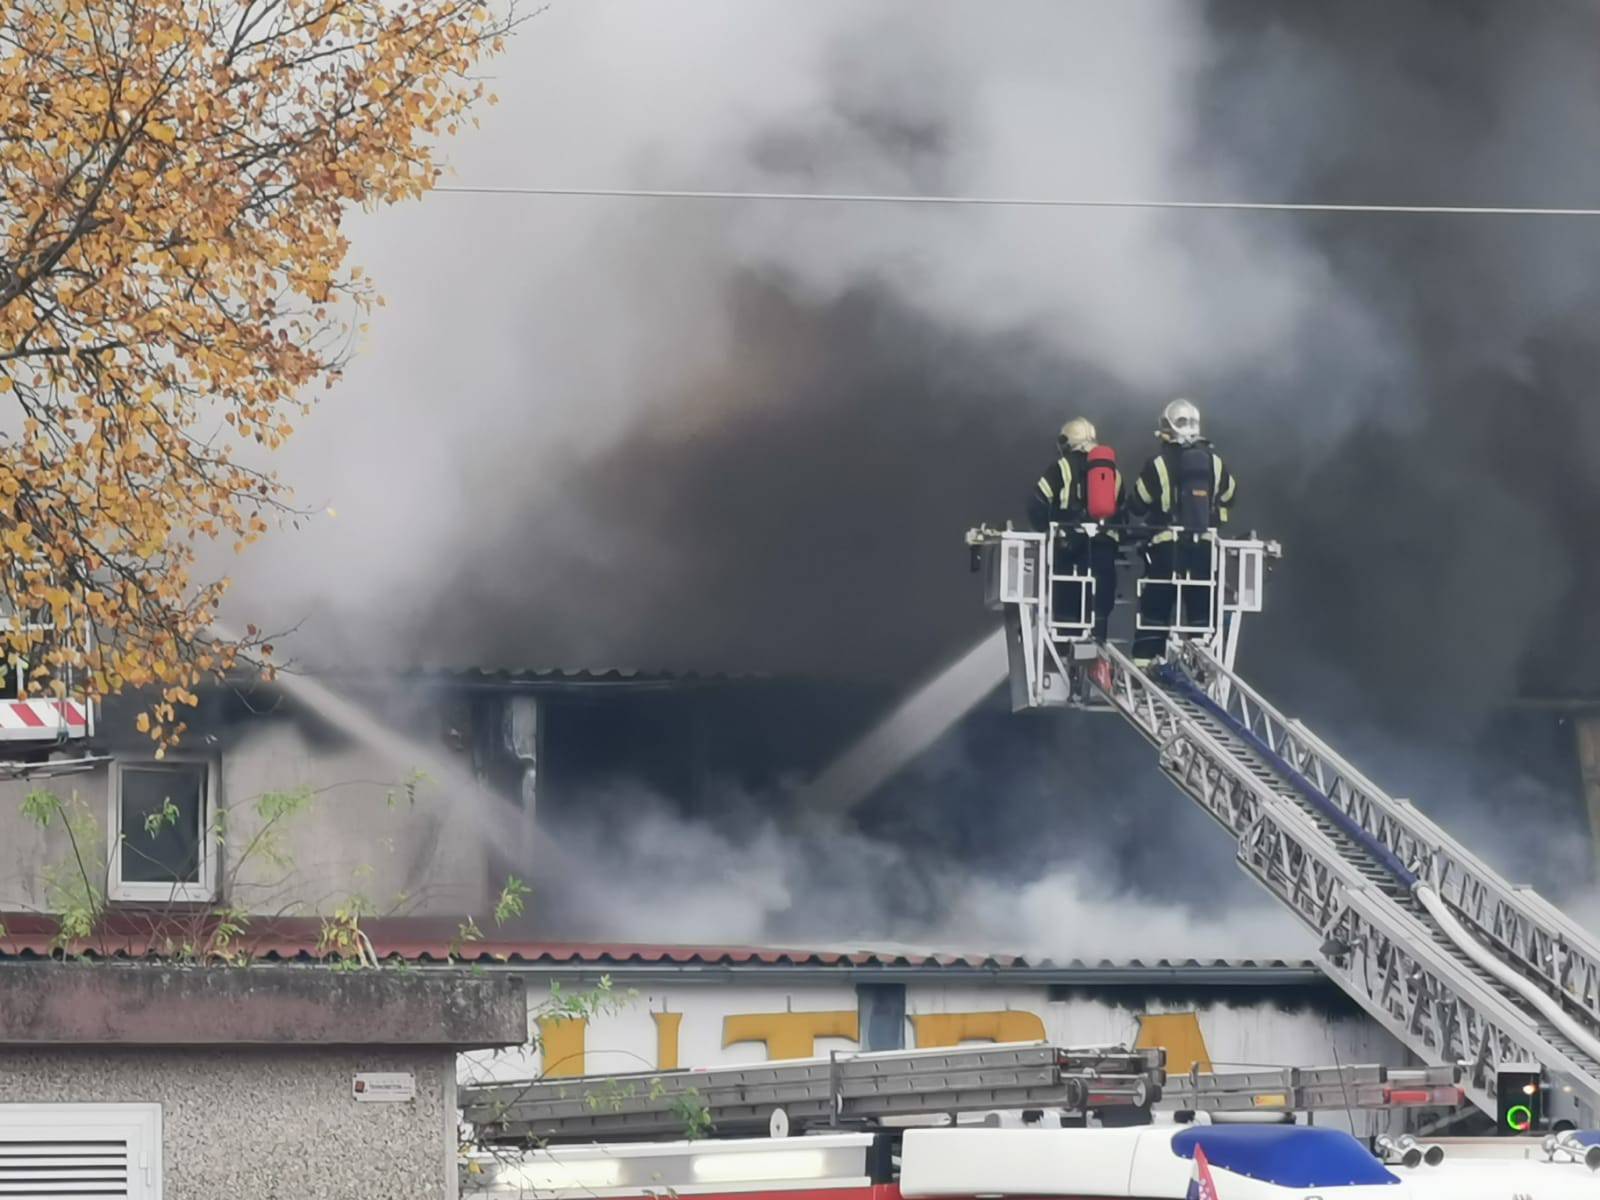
[0,914,1318,982]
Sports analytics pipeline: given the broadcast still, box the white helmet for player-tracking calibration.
[1158,398,1202,445]
[1058,417,1097,454]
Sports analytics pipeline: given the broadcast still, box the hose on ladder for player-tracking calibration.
[1153,661,1600,1070]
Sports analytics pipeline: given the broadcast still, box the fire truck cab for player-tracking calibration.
[460,1045,1600,1198]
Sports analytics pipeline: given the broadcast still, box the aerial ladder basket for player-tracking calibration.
[966,522,1277,712]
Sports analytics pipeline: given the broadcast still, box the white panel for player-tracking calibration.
[899,1128,1147,1198]
[1126,1130,1196,1198]
[0,1104,160,1200]
[459,978,1412,1093]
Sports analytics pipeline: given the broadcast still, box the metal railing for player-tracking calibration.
[970,525,1274,709]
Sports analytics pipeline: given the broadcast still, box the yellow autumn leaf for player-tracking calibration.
[0,0,507,749]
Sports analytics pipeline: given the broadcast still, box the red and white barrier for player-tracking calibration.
[0,698,89,741]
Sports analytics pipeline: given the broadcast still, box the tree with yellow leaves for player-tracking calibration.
[0,0,511,744]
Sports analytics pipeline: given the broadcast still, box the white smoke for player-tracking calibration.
[539,787,1308,959]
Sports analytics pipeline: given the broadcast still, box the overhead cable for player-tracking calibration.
[433,185,1600,217]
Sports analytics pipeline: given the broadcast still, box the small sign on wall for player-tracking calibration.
[353,1072,416,1103]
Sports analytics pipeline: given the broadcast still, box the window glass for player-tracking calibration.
[118,764,205,885]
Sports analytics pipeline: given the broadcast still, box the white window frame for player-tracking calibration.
[0,1102,162,1199]
[108,757,220,904]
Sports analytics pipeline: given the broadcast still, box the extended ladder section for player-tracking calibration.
[461,1042,1166,1145]
[1089,639,1600,1127]
[1166,1063,1465,1114]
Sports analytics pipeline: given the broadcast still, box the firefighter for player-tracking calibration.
[1127,398,1237,665]
[1027,417,1123,643]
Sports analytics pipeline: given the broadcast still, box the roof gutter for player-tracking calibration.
[410,961,1328,987]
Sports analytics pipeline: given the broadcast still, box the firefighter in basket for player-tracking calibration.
[1127,398,1237,666]
[1027,417,1124,644]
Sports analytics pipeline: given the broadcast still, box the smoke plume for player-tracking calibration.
[221,1,1600,940]
[534,783,1306,958]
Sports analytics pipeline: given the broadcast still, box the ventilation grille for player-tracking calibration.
[0,1137,130,1197]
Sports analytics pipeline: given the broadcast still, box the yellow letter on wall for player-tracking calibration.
[653,1011,683,1071]
[910,1011,1046,1048]
[1134,1012,1213,1075]
[722,1011,859,1060]
[537,1016,588,1078]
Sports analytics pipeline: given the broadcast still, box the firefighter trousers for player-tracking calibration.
[1131,536,1213,662]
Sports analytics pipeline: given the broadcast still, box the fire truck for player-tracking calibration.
[458,1041,1600,1197]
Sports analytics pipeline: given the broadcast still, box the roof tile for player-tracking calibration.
[0,914,1312,973]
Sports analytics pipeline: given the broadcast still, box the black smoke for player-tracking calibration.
[302,2,1600,927]
[418,3,1600,702]
[1194,0,1600,719]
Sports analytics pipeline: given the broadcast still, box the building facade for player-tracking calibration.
[0,669,858,929]
[442,942,1414,1095]
[0,962,524,1200]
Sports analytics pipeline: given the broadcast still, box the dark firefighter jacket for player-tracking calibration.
[1127,442,1237,541]
[1028,449,1125,533]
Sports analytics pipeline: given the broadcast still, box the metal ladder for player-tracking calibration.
[1166,1063,1464,1113]
[1090,639,1600,1126]
[461,1041,1165,1144]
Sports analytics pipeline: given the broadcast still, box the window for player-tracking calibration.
[109,760,217,903]
[0,1103,162,1198]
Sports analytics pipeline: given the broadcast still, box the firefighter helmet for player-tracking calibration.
[1158,398,1202,445]
[1058,417,1097,454]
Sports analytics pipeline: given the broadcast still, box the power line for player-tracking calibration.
[431,184,1600,217]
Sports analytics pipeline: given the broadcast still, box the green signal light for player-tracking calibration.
[1505,1103,1533,1131]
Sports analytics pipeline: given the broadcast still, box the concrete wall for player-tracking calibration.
[0,962,529,1048]
[0,717,504,920]
[0,1045,458,1200]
